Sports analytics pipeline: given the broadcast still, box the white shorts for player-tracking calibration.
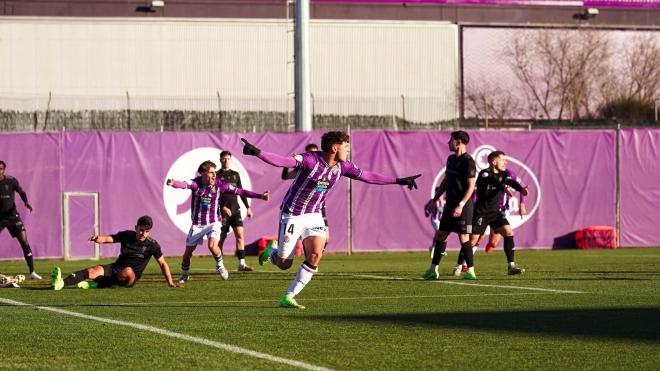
[430,217,441,232]
[186,222,222,247]
[278,212,327,260]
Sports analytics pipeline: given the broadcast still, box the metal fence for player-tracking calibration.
[0,93,458,132]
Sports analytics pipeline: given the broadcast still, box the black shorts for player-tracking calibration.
[221,213,244,233]
[472,211,510,236]
[0,213,26,238]
[438,202,474,235]
[96,264,137,288]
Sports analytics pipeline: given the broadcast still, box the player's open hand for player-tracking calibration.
[241,138,262,156]
[246,207,253,218]
[222,206,232,218]
[166,179,173,186]
[261,191,270,201]
[519,203,527,218]
[88,235,99,243]
[396,174,421,190]
[168,283,181,288]
[25,202,33,212]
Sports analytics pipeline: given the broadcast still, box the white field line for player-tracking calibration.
[338,273,585,294]
[0,297,332,371]
[175,270,585,294]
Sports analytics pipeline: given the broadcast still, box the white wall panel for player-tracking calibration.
[0,17,458,121]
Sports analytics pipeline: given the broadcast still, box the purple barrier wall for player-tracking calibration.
[0,129,656,261]
[620,129,660,247]
[0,133,63,260]
[60,131,348,259]
[351,130,616,250]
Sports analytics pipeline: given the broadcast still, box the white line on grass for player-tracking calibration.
[0,297,332,371]
[173,270,584,294]
[338,273,585,294]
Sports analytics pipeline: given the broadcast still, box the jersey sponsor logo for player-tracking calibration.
[314,179,331,192]
[432,144,541,230]
[163,147,252,235]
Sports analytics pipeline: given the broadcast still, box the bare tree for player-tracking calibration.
[503,28,612,121]
[463,77,519,125]
[622,34,660,103]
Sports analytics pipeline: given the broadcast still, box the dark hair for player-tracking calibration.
[304,143,319,152]
[487,150,505,163]
[450,130,470,145]
[219,150,232,158]
[0,160,5,168]
[197,160,217,174]
[137,215,153,229]
[321,131,350,152]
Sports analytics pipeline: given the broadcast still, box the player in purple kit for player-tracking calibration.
[0,160,42,280]
[167,160,269,284]
[241,131,420,309]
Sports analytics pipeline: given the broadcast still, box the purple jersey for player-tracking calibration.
[281,151,361,215]
[184,177,238,226]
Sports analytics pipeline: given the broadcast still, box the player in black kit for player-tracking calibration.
[0,160,42,280]
[470,150,528,275]
[51,215,178,290]
[422,131,477,280]
[217,151,255,272]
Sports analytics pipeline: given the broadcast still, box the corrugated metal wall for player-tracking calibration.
[0,17,458,121]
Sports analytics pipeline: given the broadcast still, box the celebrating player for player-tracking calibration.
[167,160,269,284]
[241,131,420,309]
[281,143,330,247]
[51,215,178,290]
[0,160,41,280]
[469,151,528,275]
[217,151,255,272]
[422,131,477,280]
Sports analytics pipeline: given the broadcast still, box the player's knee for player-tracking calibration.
[117,267,135,287]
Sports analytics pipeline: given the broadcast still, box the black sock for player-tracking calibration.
[503,236,515,263]
[64,269,89,286]
[181,263,190,272]
[236,250,245,260]
[303,261,317,270]
[431,240,447,265]
[214,254,223,264]
[456,249,465,265]
[461,241,474,268]
[20,243,35,273]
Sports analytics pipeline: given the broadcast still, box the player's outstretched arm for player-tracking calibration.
[240,138,297,168]
[89,235,114,244]
[156,256,180,288]
[354,171,421,190]
[234,188,269,201]
[166,179,193,190]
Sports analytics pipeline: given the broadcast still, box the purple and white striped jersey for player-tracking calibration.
[281,151,362,215]
[180,177,238,226]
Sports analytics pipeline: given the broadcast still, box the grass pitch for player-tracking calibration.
[1,248,658,370]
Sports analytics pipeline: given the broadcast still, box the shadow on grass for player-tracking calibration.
[309,307,660,342]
